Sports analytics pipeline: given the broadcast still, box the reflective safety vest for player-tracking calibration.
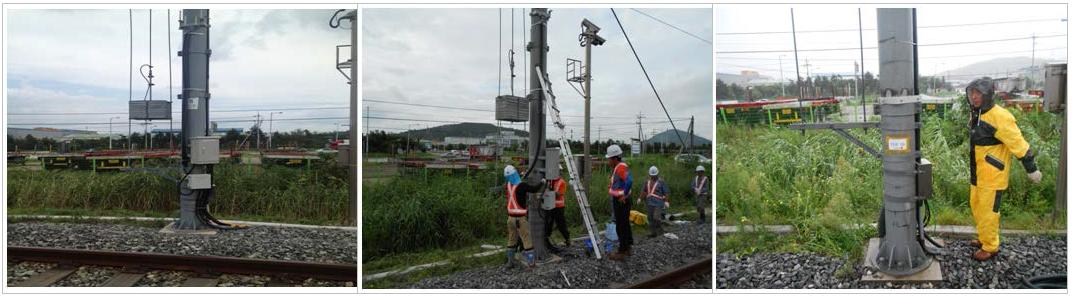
[553,179,566,208]
[646,180,666,201]
[693,176,708,195]
[505,183,527,217]
[608,162,629,197]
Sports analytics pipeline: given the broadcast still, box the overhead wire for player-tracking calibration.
[629,8,711,44]
[611,8,687,151]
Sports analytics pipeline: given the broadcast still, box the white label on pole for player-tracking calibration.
[187,98,200,110]
[887,137,908,152]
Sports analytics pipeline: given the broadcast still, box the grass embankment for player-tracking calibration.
[361,154,710,283]
[716,103,1063,257]
[7,163,350,226]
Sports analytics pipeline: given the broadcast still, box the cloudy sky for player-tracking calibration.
[362,7,713,142]
[717,4,1067,79]
[6,9,352,135]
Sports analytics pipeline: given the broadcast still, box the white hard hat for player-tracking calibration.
[504,165,517,177]
[648,166,659,176]
[696,165,706,172]
[605,145,623,158]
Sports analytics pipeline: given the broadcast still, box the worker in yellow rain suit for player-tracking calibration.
[965,77,1043,261]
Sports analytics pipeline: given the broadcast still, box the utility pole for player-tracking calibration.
[365,105,369,160]
[636,112,644,155]
[255,112,262,150]
[791,8,804,135]
[779,55,786,97]
[168,9,221,233]
[109,116,120,150]
[859,8,867,122]
[526,8,551,259]
[580,18,603,199]
[268,111,282,149]
[1031,33,1037,88]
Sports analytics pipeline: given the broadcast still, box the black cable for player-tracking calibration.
[629,8,711,44]
[610,8,687,153]
[329,9,346,28]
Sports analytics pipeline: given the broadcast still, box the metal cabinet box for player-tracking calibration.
[190,136,220,165]
[1044,63,1066,113]
[337,144,351,166]
[187,173,212,189]
[917,158,932,199]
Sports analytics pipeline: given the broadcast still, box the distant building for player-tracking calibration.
[484,131,526,147]
[444,136,483,145]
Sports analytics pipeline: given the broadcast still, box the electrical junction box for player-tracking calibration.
[917,158,933,199]
[190,136,220,165]
[545,148,560,180]
[1044,63,1066,113]
[187,174,212,189]
[337,144,351,166]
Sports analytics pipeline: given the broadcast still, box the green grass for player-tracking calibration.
[716,102,1063,257]
[7,163,350,226]
[361,154,709,262]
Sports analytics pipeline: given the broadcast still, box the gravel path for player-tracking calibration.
[7,222,356,264]
[717,236,1066,289]
[406,222,712,289]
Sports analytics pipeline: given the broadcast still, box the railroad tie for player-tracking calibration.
[100,272,145,287]
[14,267,76,287]
[181,277,219,287]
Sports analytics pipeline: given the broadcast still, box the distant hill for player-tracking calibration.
[944,56,1057,81]
[716,72,773,86]
[645,129,711,145]
[392,122,529,141]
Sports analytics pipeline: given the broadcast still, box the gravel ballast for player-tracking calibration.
[406,222,712,289]
[6,221,356,287]
[717,236,1066,289]
[7,221,357,264]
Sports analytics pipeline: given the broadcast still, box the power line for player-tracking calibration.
[8,106,348,116]
[9,117,350,126]
[629,8,711,44]
[611,8,687,150]
[363,99,492,112]
[717,34,1066,54]
[717,17,1064,35]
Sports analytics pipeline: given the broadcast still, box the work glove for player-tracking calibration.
[664,202,670,209]
[636,198,642,205]
[1027,170,1042,184]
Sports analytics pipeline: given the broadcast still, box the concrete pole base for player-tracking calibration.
[159,222,218,235]
[861,237,943,283]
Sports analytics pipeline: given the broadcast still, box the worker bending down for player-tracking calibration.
[502,165,546,267]
[639,165,669,237]
[606,145,634,261]
[964,77,1042,261]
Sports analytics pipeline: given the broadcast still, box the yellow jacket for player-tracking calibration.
[970,104,1037,190]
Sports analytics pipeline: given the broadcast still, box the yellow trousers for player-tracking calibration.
[969,186,1003,253]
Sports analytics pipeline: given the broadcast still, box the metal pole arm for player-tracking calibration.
[788,122,881,159]
[788,122,879,130]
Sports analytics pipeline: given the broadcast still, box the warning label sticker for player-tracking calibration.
[887,136,909,153]
[187,98,199,110]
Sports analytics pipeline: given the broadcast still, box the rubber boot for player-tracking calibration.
[505,250,517,268]
[523,250,536,267]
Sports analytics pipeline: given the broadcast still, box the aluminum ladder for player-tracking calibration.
[534,66,603,259]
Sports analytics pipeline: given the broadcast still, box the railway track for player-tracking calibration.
[7,246,356,287]
[626,256,712,289]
